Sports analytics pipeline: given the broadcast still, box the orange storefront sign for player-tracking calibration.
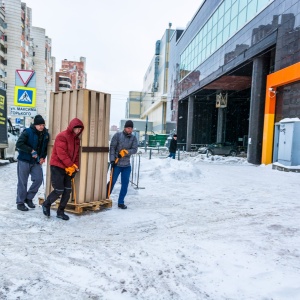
[262,62,300,164]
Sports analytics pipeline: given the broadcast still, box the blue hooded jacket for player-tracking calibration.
[16,124,49,164]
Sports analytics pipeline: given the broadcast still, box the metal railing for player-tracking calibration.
[130,152,144,189]
[177,143,209,151]
[147,146,169,159]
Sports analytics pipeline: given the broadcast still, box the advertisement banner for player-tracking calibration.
[0,89,7,146]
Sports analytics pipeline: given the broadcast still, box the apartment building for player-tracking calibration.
[3,0,54,125]
[139,25,174,134]
[31,27,55,120]
[126,91,142,119]
[55,57,86,91]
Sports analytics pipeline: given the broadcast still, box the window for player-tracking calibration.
[237,8,247,30]
[247,0,258,21]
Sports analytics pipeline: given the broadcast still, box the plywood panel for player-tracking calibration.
[61,91,70,131]
[69,90,78,120]
[53,92,63,139]
[85,91,97,202]
[99,93,108,200]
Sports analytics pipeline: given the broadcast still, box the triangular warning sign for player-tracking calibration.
[16,70,35,86]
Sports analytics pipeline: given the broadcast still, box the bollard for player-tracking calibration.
[149,148,152,160]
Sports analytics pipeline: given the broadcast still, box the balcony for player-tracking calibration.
[59,86,71,91]
[0,80,6,89]
[0,68,5,76]
[0,8,4,20]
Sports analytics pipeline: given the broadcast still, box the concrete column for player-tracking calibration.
[247,56,270,164]
[186,95,194,151]
[216,107,226,143]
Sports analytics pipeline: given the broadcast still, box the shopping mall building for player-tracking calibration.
[168,0,300,164]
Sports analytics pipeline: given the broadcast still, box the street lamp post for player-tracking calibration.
[144,115,148,153]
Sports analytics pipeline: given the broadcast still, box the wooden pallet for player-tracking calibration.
[38,197,112,214]
[58,199,112,214]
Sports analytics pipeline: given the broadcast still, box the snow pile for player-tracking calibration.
[0,156,300,299]
[141,157,202,183]
[185,154,250,165]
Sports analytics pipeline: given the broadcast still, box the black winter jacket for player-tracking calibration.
[16,125,49,163]
[169,138,177,153]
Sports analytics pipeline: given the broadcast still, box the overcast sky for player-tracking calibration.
[24,0,203,126]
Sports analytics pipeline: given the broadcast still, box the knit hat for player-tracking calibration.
[173,134,177,137]
[34,115,45,125]
[124,120,134,128]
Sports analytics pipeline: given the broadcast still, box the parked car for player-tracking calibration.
[198,142,238,157]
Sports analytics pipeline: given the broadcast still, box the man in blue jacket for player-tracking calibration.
[109,120,138,209]
[16,115,49,211]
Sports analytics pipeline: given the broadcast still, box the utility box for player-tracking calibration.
[273,119,300,166]
[46,89,111,207]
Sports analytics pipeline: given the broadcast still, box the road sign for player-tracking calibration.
[14,86,36,107]
[10,106,37,117]
[15,118,21,124]
[16,70,35,86]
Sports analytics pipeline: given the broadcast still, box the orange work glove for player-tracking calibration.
[118,149,128,158]
[65,164,78,176]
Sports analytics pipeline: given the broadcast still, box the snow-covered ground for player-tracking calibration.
[0,154,300,300]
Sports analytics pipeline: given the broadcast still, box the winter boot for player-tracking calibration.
[17,203,29,211]
[56,209,69,221]
[24,199,35,208]
[42,202,51,217]
[118,204,127,209]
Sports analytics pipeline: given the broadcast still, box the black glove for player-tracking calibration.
[110,161,116,168]
[71,171,77,179]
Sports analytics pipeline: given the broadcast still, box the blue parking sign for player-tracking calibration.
[16,118,21,124]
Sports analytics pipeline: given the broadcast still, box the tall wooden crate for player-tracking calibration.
[46,89,110,205]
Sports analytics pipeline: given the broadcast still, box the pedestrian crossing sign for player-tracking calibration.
[14,86,36,107]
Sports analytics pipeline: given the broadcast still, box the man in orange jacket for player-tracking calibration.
[42,118,84,220]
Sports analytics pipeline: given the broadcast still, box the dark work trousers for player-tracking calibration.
[110,165,131,205]
[168,152,176,159]
[16,160,43,204]
[45,166,72,211]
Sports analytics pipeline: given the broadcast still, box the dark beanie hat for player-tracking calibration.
[34,115,45,125]
[173,134,177,137]
[124,120,134,128]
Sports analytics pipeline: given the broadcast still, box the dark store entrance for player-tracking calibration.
[177,62,253,150]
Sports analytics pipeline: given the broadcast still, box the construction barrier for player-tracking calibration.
[130,152,144,189]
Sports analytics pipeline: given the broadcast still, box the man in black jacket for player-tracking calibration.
[168,134,177,159]
[16,115,49,211]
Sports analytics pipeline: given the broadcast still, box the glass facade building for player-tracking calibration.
[180,0,272,80]
[168,0,300,164]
